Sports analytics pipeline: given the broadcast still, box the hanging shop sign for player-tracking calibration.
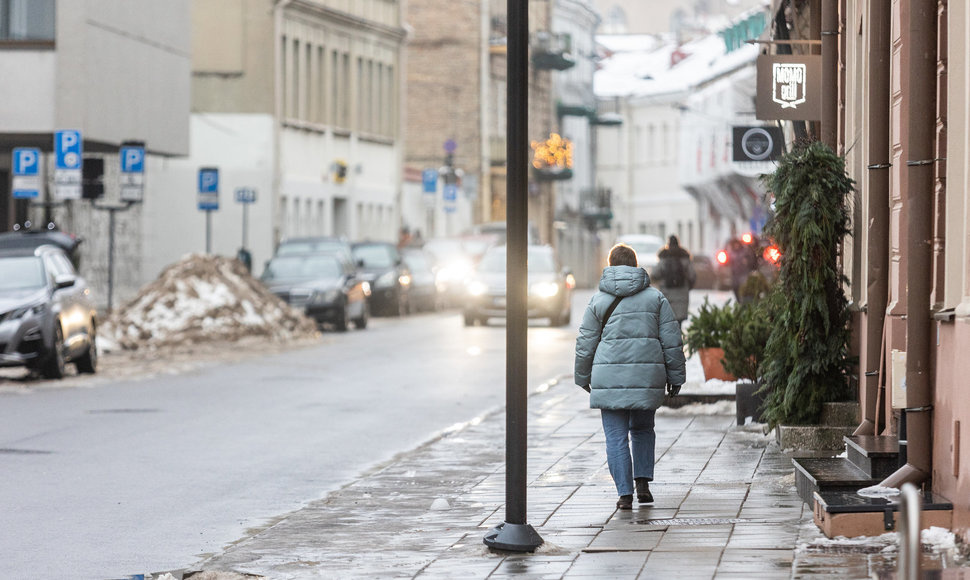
[756,54,821,121]
[732,126,785,162]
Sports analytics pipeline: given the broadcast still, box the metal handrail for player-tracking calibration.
[898,483,921,580]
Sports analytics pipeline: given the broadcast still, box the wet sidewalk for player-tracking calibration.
[195,378,954,579]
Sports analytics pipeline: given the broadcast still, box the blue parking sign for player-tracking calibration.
[198,167,219,210]
[12,148,41,199]
[55,130,82,170]
[120,145,145,173]
[422,169,438,193]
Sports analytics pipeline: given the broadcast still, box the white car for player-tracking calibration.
[615,234,665,274]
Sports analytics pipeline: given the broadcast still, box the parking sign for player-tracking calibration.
[54,130,83,200]
[12,148,41,199]
[198,167,219,210]
[119,142,146,202]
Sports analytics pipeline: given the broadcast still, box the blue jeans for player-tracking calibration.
[601,408,656,496]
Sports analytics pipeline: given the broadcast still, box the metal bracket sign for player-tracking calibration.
[12,147,42,199]
[732,126,785,162]
[756,55,822,121]
[198,167,219,210]
[234,187,257,204]
[119,142,146,202]
[54,129,83,200]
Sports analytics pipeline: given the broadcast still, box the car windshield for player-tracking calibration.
[0,256,46,291]
[263,255,341,281]
[353,245,395,268]
[626,240,663,259]
[277,240,346,256]
[477,248,555,274]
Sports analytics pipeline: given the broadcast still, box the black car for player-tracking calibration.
[0,224,82,269]
[0,244,98,378]
[275,236,356,265]
[261,252,369,331]
[351,242,412,316]
[463,244,575,327]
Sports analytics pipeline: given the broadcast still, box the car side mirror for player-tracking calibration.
[54,274,76,290]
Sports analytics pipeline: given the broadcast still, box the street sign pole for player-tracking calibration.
[198,167,220,254]
[206,210,213,254]
[483,0,542,553]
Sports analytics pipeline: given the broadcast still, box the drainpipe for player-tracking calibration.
[879,0,936,489]
[820,0,838,149]
[853,0,891,437]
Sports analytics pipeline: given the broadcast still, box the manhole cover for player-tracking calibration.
[634,517,757,526]
[0,448,52,455]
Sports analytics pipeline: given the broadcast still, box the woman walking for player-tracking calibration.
[653,235,696,323]
[574,243,686,509]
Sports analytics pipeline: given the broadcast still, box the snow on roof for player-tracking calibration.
[103,254,318,350]
[595,19,760,100]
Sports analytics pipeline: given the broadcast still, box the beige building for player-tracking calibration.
[770,0,970,542]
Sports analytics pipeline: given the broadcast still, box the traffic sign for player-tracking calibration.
[119,142,146,202]
[54,130,83,200]
[443,183,458,213]
[234,187,257,204]
[422,169,438,193]
[198,167,219,211]
[12,148,41,199]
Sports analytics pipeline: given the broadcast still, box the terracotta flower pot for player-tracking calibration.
[699,347,736,381]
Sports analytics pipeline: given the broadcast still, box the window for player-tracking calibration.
[0,0,55,42]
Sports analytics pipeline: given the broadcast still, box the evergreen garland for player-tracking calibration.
[758,141,854,428]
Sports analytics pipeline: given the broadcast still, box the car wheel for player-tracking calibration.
[75,325,98,374]
[396,290,408,317]
[354,302,369,329]
[335,306,350,332]
[42,323,66,380]
[550,312,563,327]
[463,312,476,327]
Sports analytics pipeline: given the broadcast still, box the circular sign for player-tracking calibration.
[740,128,774,161]
[444,139,457,153]
[63,152,80,168]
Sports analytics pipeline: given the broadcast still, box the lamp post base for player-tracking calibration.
[483,522,543,552]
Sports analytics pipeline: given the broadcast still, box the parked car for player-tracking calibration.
[0,223,82,269]
[401,247,440,312]
[463,244,575,327]
[691,254,730,290]
[351,241,411,316]
[615,234,665,275]
[0,244,98,378]
[260,252,369,331]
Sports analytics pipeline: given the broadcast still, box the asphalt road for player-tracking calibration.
[0,297,585,579]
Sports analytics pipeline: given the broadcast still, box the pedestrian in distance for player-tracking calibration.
[574,243,687,510]
[653,235,696,323]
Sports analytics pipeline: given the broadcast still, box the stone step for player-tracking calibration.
[844,435,899,480]
[820,401,860,427]
[777,424,855,451]
[813,488,953,539]
[793,456,880,506]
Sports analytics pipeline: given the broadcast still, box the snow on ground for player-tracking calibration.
[101,254,318,350]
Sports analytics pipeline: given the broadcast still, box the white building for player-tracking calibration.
[594,5,771,257]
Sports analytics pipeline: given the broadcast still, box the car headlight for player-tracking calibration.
[398,273,412,287]
[310,289,341,305]
[467,281,488,297]
[375,271,397,289]
[4,303,46,321]
[530,282,560,299]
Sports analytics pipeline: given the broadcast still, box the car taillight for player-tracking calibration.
[764,245,781,264]
[741,233,754,244]
[716,250,729,265]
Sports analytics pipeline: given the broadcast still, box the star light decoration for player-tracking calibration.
[531,133,573,172]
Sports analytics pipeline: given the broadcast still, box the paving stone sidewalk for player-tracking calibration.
[193,378,954,580]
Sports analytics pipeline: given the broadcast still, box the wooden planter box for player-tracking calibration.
[699,347,736,381]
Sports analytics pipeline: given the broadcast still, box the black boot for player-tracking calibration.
[635,478,653,504]
[616,494,633,510]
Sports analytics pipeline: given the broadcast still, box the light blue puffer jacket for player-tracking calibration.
[574,265,687,410]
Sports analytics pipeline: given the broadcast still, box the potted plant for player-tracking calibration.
[685,298,737,381]
[721,294,773,424]
[757,140,854,429]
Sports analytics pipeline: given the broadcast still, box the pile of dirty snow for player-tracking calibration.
[103,254,318,350]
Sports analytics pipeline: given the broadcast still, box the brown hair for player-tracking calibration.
[608,243,638,267]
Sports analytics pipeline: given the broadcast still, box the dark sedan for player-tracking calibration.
[261,253,369,331]
[351,242,411,316]
[463,245,575,327]
[0,244,98,378]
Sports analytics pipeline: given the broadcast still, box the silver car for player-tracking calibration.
[0,245,98,378]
